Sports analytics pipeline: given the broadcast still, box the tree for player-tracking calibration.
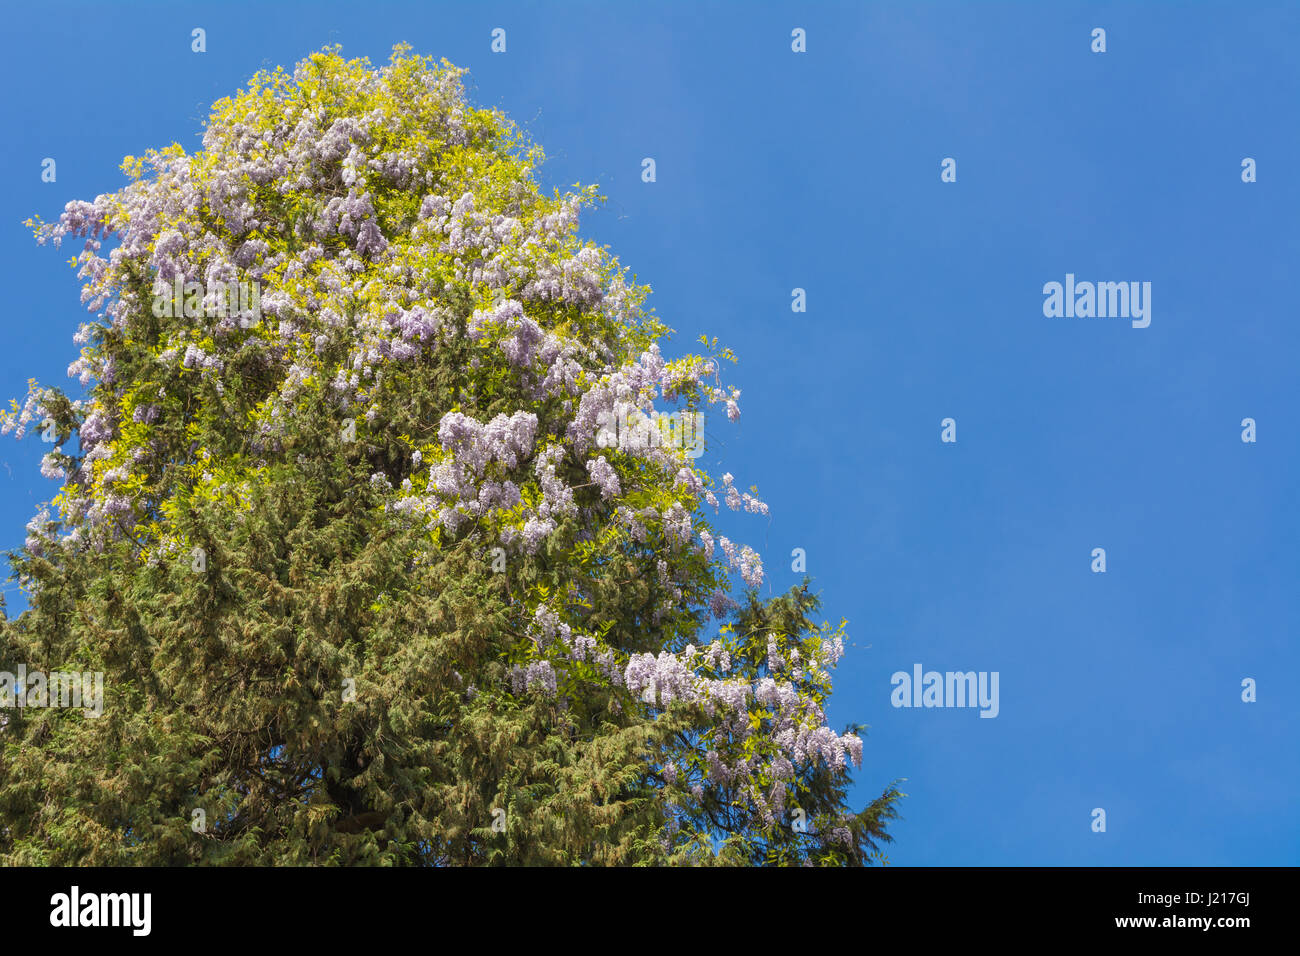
[0,45,901,865]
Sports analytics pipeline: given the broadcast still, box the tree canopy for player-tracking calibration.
[0,45,900,865]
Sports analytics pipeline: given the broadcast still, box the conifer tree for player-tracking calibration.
[0,46,900,865]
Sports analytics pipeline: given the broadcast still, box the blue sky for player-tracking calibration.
[1,1,1295,865]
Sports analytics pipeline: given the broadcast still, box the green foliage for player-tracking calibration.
[0,46,900,865]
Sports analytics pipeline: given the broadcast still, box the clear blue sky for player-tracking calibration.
[1,1,1295,865]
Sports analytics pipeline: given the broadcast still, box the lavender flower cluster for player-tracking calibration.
[518,600,864,828]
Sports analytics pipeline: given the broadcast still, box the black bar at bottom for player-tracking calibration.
[0,865,1283,942]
